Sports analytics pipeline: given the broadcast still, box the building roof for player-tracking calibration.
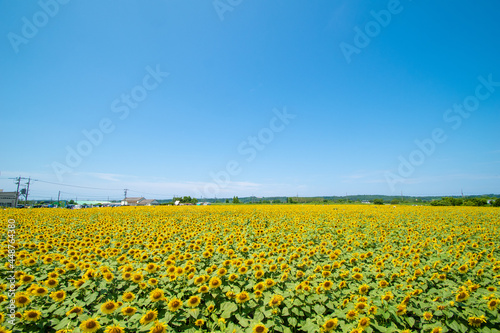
[137,199,158,205]
[122,197,145,203]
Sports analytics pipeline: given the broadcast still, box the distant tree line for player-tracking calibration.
[430,197,500,207]
[172,196,198,204]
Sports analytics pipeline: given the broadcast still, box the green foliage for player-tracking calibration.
[373,199,384,205]
[232,196,240,204]
[173,196,198,204]
[431,197,489,207]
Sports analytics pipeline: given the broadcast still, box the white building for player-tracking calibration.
[0,190,18,208]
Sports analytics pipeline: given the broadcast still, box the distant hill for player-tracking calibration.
[157,194,500,205]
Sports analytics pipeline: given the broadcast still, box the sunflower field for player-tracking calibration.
[1,205,500,333]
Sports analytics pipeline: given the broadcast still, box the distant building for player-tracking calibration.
[121,197,158,206]
[0,190,18,208]
[137,199,159,206]
[121,197,145,206]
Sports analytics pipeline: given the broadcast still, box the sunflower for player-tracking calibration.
[396,304,407,316]
[381,292,393,302]
[198,285,209,293]
[323,280,333,290]
[456,291,470,302]
[121,306,137,316]
[100,300,118,314]
[269,295,284,307]
[358,317,370,329]
[20,275,35,284]
[167,298,183,312]
[265,278,275,287]
[252,324,268,333]
[487,299,499,310]
[132,273,143,283]
[50,290,66,302]
[379,280,389,288]
[140,310,158,325]
[354,302,368,313]
[122,292,135,302]
[254,282,266,291]
[236,291,250,303]
[146,263,158,273]
[352,273,363,281]
[149,321,168,333]
[193,276,204,285]
[209,276,222,289]
[255,270,265,279]
[104,324,125,333]
[148,278,159,286]
[431,327,443,333]
[322,318,338,331]
[23,310,42,322]
[194,319,205,327]
[66,306,84,316]
[14,294,31,308]
[346,310,357,320]
[150,289,166,302]
[358,284,369,294]
[103,273,114,282]
[33,286,48,296]
[468,315,487,327]
[207,304,215,312]
[423,312,433,320]
[80,318,101,333]
[72,279,86,288]
[187,296,201,308]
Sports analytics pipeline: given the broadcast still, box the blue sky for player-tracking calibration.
[1,0,499,200]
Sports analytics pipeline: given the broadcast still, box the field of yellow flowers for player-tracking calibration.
[1,205,500,333]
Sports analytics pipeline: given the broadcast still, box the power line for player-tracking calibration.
[32,179,123,191]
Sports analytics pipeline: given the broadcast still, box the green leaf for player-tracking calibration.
[85,291,99,304]
[288,317,298,327]
[313,304,326,315]
[186,308,199,319]
[54,317,71,330]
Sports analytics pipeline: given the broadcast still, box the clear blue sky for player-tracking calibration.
[1,0,499,200]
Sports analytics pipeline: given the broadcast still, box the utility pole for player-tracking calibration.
[401,190,403,202]
[25,178,31,205]
[9,176,29,207]
[124,189,128,199]
[14,176,21,207]
[57,191,61,207]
